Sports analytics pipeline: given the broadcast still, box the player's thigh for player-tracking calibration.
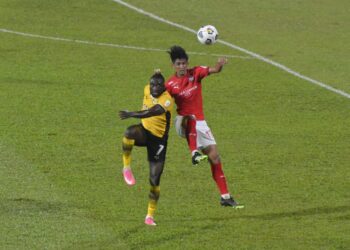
[196,121,217,150]
[146,133,168,163]
[124,124,147,146]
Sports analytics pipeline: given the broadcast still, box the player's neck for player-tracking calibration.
[175,72,186,78]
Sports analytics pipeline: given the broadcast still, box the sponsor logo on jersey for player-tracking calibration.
[179,85,198,97]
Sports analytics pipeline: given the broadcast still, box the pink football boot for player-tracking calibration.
[144,216,157,226]
[122,167,135,186]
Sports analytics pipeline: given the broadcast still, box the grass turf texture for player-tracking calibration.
[1,0,349,249]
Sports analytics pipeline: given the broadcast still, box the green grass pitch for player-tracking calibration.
[1,0,349,249]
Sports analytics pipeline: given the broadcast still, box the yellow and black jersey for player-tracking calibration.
[141,85,174,138]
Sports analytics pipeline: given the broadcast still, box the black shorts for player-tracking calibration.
[141,125,168,162]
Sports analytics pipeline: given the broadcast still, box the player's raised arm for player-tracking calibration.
[209,57,228,74]
[119,105,165,120]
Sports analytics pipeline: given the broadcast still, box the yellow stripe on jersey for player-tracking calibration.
[141,85,174,138]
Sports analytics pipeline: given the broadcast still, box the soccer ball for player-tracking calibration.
[197,25,219,45]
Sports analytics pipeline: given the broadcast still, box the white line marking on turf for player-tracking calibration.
[112,0,350,99]
[0,28,251,60]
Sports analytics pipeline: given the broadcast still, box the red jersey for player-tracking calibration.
[165,66,209,120]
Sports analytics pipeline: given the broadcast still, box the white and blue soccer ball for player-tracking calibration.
[197,25,219,45]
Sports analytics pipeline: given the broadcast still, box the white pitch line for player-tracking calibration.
[112,0,350,100]
[0,28,251,59]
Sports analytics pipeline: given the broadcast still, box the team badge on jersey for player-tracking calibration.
[164,99,171,107]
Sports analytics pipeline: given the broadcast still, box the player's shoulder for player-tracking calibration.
[165,76,176,86]
[165,79,179,92]
[193,65,209,71]
[159,90,173,100]
[144,84,150,94]
[193,66,210,78]
[163,90,173,99]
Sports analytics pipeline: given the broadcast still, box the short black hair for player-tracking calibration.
[168,45,188,63]
[150,72,165,85]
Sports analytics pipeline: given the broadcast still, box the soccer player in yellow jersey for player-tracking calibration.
[119,72,173,226]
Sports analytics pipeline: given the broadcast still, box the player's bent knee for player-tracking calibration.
[181,117,188,129]
[124,124,143,139]
[181,115,196,128]
[187,115,196,119]
[209,154,221,164]
[124,128,134,139]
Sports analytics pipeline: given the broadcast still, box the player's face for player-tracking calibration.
[173,58,188,77]
[150,78,165,98]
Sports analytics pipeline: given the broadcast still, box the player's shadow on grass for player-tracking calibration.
[205,205,350,221]
[112,206,350,249]
[116,223,220,249]
[242,205,350,220]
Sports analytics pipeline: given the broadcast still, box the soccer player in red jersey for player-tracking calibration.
[165,46,244,208]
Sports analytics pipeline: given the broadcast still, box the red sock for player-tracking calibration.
[210,162,229,195]
[186,118,197,153]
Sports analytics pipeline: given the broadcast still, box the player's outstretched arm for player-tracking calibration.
[209,57,228,74]
[119,104,165,120]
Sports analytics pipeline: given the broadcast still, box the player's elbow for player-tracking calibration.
[209,68,221,74]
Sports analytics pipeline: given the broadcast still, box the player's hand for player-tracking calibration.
[217,57,228,66]
[119,110,131,120]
